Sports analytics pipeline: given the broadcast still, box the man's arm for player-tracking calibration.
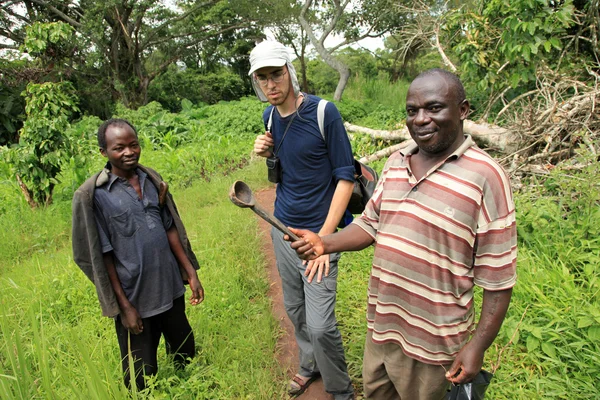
[289,224,374,260]
[166,225,204,305]
[319,179,354,236]
[445,288,513,384]
[300,179,354,282]
[103,252,144,334]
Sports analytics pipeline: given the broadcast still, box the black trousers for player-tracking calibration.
[115,295,195,390]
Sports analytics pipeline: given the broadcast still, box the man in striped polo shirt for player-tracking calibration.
[288,69,517,399]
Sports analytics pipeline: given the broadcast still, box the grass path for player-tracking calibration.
[4,159,598,398]
[0,161,299,399]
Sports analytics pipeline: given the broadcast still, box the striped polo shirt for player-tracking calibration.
[353,135,517,365]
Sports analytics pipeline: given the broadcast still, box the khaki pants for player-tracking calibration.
[362,330,450,400]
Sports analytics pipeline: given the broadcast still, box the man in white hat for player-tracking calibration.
[249,40,355,399]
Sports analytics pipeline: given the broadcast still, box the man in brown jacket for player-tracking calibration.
[72,118,203,390]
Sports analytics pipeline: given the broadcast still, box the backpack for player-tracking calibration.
[317,99,379,214]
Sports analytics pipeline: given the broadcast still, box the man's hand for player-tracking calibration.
[188,272,204,306]
[120,305,144,335]
[254,131,274,158]
[287,228,323,260]
[445,342,485,384]
[446,288,512,384]
[304,254,330,283]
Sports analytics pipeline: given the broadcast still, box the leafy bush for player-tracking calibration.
[5,81,79,207]
[0,82,25,146]
[305,58,339,95]
[148,66,250,112]
[334,97,369,123]
[59,115,104,194]
[483,146,600,398]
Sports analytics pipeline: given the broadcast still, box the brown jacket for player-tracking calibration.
[71,164,199,317]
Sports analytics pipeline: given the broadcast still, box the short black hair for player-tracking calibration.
[97,118,138,150]
[414,68,466,103]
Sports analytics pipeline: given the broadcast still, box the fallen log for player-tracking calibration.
[344,119,516,152]
[357,142,412,164]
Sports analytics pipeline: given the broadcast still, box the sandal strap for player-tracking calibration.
[292,375,308,387]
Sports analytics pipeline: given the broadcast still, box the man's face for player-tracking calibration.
[255,65,291,106]
[405,74,469,158]
[101,124,141,176]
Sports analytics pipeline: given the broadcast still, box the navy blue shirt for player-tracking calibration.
[93,168,185,318]
[264,94,355,232]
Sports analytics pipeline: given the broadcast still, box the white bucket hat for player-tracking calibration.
[248,40,301,102]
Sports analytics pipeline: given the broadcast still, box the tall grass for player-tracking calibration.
[344,74,409,111]
[0,161,289,399]
[1,93,598,398]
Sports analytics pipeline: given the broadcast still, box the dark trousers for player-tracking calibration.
[115,295,195,390]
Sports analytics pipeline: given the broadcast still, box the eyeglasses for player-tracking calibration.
[255,70,287,86]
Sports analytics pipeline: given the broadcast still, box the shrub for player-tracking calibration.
[148,66,249,112]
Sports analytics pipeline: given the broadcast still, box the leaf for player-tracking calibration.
[544,40,552,52]
[523,46,531,62]
[530,326,543,339]
[541,342,557,359]
[510,73,521,88]
[526,335,540,352]
[577,316,595,329]
[530,43,538,55]
[588,326,600,341]
[181,98,193,112]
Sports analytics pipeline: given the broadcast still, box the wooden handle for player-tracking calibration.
[251,205,300,242]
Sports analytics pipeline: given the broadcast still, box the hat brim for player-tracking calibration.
[248,58,287,76]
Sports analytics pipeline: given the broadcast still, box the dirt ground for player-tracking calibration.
[255,188,333,400]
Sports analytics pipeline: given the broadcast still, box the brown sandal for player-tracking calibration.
[288,373,319,397]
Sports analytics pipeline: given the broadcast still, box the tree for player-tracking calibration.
[3,21,79,207]
[445,0,579,117]
[297,0,402,100]
[7,81,79,207]
[0,0,260,108]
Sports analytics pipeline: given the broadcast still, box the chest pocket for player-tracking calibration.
[109,209,139,238]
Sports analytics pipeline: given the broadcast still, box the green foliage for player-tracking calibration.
[481,147,600,398]
[0,162,286,399]
[343,73,409,127]
[5,82,79,207]
[306,58,339,95]
[338,47,379,79]
[448,0,576,95]
[60,115,104,192]
[22,22,75,63]
[0,82,25,145]
[516,148,600,281]
[108,97,265,188]
[148,66,250,112]
[335,97,369,123]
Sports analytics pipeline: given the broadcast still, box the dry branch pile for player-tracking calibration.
[495,68,600,177]
[348,68,599,186]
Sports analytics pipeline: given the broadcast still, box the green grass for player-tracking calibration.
[0,96,598,398]
[2,160,599,399]
[0,161,290,399]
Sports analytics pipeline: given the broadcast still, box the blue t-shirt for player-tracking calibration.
[264,94,355,232]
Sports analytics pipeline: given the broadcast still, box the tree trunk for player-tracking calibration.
[298,0,351,100]
[300,45,309,93]
[333,63,350,101]
[345,120,516,152]
[16,174,38,208]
